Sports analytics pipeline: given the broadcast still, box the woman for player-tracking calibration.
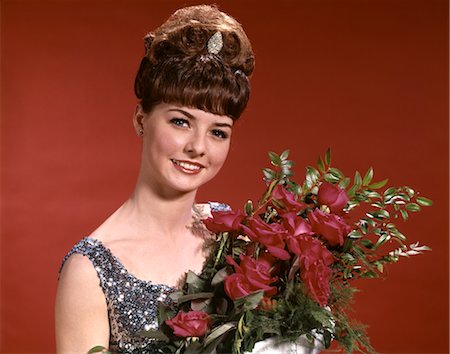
[55,5,324,354]
[55,4,255,353]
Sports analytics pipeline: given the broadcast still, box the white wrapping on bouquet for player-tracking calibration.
[245,332,325,354]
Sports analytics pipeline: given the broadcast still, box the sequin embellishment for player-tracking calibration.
[61,238,175,353]
[59,202,230,353]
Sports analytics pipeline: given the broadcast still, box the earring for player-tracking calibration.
[138,128,144,136]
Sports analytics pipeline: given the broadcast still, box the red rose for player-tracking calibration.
[242,217,290,260]
[291,236,334,269]
[165,310,211,338]
[224,255,277,300]
[301,260,332,306]
[203,209,246,233]
[308,208,351,247]
[282,212,314,255]
[317,182,349,213]
[272,185,305,212]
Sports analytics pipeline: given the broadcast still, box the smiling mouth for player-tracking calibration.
[171,159,204,174]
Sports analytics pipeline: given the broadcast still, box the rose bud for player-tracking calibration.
[165,310,211,338]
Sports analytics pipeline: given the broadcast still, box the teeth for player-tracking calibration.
[173,160,201,171]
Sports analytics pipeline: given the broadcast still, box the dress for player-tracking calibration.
[59,202,230,353]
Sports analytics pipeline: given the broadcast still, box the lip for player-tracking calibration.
[171,159,205,174]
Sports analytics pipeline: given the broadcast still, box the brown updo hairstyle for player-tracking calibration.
[134,5,255,120]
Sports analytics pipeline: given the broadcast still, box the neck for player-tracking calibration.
[121,177,198,237]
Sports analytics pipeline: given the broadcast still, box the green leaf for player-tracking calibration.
[371,201,384,209]
[234,291,264,311]
[328,167,345,179]
[363,167,374,186]
[268,152,281,166]
[262,168,276,180]
[366,210,389,219]
[323,330,333,348]
[361,239,374,249]
[281,159,294,168]
[376,262,384,273]
[203,322,236,348]
[88,346,109,354]
[287,180,301,196]
[354,171,362,188]
[347,184,358,198]
[305,166,320,188]
[348,230,363,239]
[374,233,390,248]
[383,186,397,198]
[389,228,406,241]
[398,192,411,202]
[186,271,206,293]
[405,203,421,212]
[368,178,389,189]
[211,267,231,286]
[323,173,340,183]
[342,238,353,253]
[280,149,290,161]
[366,191,382,199]
[177,292,214,304]
[400,209,409,221]
[323,173,339,184]
[317,156,325,173]
[339,177,351,189]
[416,196,433,206]
[169,290,184,302]
[325,148,331,166]
[157,302,169,324]
[405,187,415,198]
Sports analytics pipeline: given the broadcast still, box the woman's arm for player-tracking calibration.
[55,254,109,353]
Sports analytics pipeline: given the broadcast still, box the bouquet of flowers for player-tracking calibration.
[95,150,432,354]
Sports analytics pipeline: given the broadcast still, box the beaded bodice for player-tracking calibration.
[60,202,230,353]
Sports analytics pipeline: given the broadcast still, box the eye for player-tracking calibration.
[170,118,189,127]
[211,129,229,139]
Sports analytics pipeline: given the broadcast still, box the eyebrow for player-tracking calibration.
[167,109,233,129]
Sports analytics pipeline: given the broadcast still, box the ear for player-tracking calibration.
[133,104,146,135]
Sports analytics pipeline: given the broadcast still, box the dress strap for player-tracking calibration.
[59,237,124,297]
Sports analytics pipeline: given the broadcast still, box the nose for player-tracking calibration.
[184,131,206,157]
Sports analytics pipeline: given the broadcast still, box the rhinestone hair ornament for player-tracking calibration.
[207,31,223,54]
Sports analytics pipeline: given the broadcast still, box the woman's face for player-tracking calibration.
[136,103,234,196]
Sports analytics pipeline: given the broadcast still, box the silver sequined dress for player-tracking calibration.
[60,202,230,353]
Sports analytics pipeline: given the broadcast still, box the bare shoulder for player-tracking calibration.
[56,253,109,352]
[57,253,106,312]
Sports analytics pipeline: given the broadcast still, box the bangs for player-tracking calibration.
[135,55,250,119]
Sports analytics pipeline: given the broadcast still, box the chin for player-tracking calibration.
[168,172,218,194]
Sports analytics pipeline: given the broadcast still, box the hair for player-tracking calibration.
[134,5,255,120]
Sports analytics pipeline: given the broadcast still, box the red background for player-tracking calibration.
[1,0,448,353]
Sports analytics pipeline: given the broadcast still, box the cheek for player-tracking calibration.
[149,131,184,158]
[210,142,231,168]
